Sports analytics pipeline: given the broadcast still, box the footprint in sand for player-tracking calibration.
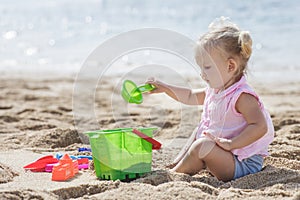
[279,119,300,126]
[58,106,72,112]
[41,110,63,116]
[271,149,300,160]
[0,105,13,110]
[29,128,82,148]
[224,165,300,190]
[0,163,19,184]
[18,124,56,131]
[273,118,300,131]
[24,95,39,101]
[0,116,20,123]
[16,108,35,115]
[0,190,57,199]
[24,84,50,90]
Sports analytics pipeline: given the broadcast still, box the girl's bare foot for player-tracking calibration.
[165,162,177,169]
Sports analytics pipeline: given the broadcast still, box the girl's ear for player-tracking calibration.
[227,58,238,73]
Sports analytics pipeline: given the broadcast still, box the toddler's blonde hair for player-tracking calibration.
[196,17,252,80]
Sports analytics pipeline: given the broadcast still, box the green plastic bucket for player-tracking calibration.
[85,127,157,180]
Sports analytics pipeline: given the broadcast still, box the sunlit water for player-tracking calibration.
[0,0,299,81]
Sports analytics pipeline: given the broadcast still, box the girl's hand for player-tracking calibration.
[203,132,233,151]
[146,77,166,94]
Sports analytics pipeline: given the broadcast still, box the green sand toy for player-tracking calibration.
[85,127,159,180]
[121,80,155,104]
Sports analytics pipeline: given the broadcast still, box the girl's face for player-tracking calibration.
[196,48,236,90]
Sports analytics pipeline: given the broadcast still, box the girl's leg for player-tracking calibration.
[171,138,235,182]
[171,138,212,174]
[203,142,235,181]
[171,127,198,166]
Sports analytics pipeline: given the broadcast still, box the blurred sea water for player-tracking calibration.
[0,0,299,81]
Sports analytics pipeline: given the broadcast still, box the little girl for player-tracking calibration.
[146,18,274,181]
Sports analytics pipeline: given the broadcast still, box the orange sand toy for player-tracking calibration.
[51,154,79,181]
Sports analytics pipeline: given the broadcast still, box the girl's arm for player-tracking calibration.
[230,93,268,149]
[146,78,205,105]
[205,93,268,150]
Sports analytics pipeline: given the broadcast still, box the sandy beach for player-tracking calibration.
[0,73,299,200]
[1,0,300,199]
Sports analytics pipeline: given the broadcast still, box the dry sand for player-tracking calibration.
[0,74,299,199]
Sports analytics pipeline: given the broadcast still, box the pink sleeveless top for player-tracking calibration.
[196,76,274,161]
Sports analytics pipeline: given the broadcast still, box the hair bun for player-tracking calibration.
[239,31,252,59]
[208,16,239,31]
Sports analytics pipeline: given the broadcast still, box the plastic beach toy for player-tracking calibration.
[55,153,93,160]
[23,155,58,172]
[46,158,89,172]
[121,80,155,104]
[78,147,92,152]
[52,154,79,181]
[85,127,158,180]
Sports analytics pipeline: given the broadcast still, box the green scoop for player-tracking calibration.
[121,80,155,104]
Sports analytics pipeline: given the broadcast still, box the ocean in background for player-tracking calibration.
[0,0,299,81]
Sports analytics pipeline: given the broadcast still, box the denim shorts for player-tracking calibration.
[233,154,264,180]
